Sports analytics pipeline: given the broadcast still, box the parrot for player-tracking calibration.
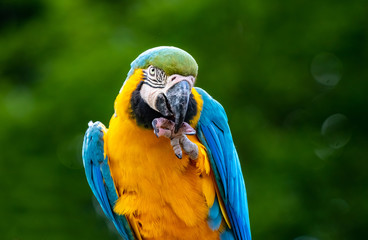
[82,46,251,240]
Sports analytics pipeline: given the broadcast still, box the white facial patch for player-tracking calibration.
[140,83,164,112]
[140,66,195,112]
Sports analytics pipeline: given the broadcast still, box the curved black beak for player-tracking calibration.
[155,80,191,133]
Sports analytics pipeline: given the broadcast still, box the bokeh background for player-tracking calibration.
[1,0,367,239]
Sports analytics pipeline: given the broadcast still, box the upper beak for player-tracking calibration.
[155,76,193,133]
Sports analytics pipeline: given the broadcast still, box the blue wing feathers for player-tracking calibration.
[82,122,134,240]
[208,197,220,219]
[220,230,235,240]
[195,88,251,240]
[201,126,227,199]
[228,206,241,240]
[208,197,222,230]
[93,166,114,220]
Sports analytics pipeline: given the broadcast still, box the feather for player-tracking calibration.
[196,88,252,240]
[82,122,135,240]
[220,230,235,240]
[207,197,222,230]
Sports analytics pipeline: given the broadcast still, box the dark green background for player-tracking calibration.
[1,0,367,239]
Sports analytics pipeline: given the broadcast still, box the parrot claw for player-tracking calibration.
[152,119,157,129]
[152,119,159,137]
[152,117,198,160]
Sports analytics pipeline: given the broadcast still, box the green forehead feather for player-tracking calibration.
[130,46,198,77]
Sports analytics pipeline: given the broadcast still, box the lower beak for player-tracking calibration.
[163,80,191,133]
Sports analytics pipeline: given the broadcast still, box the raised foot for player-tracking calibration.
[152,117,198,160]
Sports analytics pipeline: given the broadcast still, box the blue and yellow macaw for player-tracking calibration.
[82,46,251,240]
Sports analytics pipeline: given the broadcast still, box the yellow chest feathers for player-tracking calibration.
[102,69,217,239]
[105,116,217,239]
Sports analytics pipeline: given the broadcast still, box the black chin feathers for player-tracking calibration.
[130,82,197,129]
[185,95,197,122]
[130,82,162,128]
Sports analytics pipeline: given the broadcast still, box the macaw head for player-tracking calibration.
[119,46,199,132]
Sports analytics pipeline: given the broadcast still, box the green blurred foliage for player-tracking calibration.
[1,0,367,239]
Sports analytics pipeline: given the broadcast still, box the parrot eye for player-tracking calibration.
[144,66,167,88]
[149,66,155,76]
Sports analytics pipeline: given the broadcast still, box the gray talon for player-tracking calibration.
[152,119,157,128]
[153,117,198,160]
[179,135,199,160]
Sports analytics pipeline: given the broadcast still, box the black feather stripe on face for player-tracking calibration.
[130,82,197,129]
